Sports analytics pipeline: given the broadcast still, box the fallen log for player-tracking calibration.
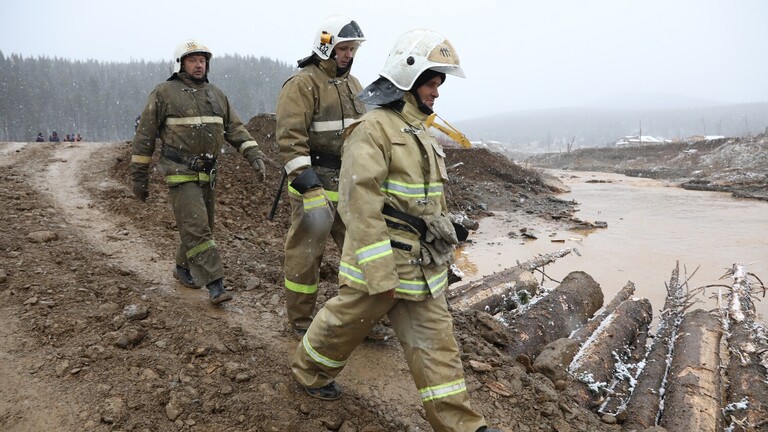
[568,298,653,409]
[532,281,636,383]
[623,263,687,430]
[503,271,603,361]
[448,267,538,314]
[598,324,649,418]
[721,263,768,431]
[571,281,636,343]
[659,308,723,432]
[447,248,575,314]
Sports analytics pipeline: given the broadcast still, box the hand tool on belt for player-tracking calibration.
[161,145,217,172]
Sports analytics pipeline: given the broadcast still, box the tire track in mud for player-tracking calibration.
[31,142,176,293]
[14,141,431,430]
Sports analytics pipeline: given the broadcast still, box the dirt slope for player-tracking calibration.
[0,115,617,432]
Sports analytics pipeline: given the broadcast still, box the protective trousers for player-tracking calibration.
[283,192,345,331]
[291,286,487,432]
[169,181,224,286]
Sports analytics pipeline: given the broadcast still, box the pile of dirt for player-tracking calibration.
[527,134,768,201]
[0,114,617,432]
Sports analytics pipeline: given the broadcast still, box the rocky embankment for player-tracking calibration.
[526,134,768,201]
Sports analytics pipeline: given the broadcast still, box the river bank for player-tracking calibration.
[525,134,768,201]
[457,170,768,322]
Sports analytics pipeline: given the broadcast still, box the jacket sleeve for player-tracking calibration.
[222,96,262,160]
[130,88,162,183]
[276,75,315,181]
[338,120,400,294]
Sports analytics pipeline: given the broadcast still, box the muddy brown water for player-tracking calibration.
[457,170,768,322]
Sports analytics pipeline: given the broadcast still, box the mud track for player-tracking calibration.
[0,134,617,431]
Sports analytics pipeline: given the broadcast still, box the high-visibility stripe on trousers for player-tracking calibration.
[169,180,224,286]
[291,286,486,432]
[283,192,345,330]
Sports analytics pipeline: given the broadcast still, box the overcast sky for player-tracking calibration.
[3,0,767,121]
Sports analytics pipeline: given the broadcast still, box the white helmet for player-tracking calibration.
[173,39,212,74]
[380,29,464,91]
[312,15,365,60]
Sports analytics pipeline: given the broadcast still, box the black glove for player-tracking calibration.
[132,181,148,202]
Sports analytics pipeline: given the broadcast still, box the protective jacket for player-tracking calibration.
[130,72,262,185]
[129,71,263,287]
[338,92,451,301]
[276,57,365,200]
[276,56,365,330]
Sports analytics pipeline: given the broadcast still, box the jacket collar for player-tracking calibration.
[399,93,429,125]
[317,57,350,79]
[175,72,208,87]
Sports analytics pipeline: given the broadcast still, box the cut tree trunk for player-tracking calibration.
[568,298,653,409]
[722,263,768,430]
[447,248,575,314]
[570,281,636,343]
[623,263,686,430]
[504,271,603,361]
[448,267,538,314]
[598,326,649,417]
[532,281,637,384]
[659,308,723,432]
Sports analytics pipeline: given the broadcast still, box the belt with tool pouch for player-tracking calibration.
[161,145,217,172]
[383,204,428,241]
[382,204,469,247]
[309,149,342,170]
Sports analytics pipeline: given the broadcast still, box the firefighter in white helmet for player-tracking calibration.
[130,39,268,305]
[291,29,501,432]
[275,15,390,341]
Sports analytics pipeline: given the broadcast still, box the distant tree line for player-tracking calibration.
[0,51,295,141]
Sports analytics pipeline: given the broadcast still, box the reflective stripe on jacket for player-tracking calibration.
[337,93,451,301]
[276,57,365,191]
[130,72,259,183]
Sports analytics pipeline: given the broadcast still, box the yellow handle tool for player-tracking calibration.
[426,113,472,149]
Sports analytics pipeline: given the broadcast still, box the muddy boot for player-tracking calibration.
[173,265,199,289]
[365,323,393,342]
[207,279,233,305]
[292,327,307,341]
[304,381,342,401]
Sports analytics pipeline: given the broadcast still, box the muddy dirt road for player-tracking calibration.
[0,120,618,432]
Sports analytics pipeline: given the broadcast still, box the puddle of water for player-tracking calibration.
[457,171,768,321]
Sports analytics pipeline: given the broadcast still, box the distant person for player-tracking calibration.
[49,131,60,142]
[36,132,45,142]
[291,29,501,432]
[75,133,82,142]
[134,115,140,132]
[130,39,268,305]
[275,15,388,341]
[65,134,72,142]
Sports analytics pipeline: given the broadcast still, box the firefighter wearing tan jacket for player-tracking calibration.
[276,16,388,340]
[291,29,501,432]
[131,39,267,305]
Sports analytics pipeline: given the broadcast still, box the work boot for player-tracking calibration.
[292,327,307,341]
[305,381,342,401]
[207,279,233,305]
[173,265,199,289]
[365,324,393,342]
[476,427,502,432]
